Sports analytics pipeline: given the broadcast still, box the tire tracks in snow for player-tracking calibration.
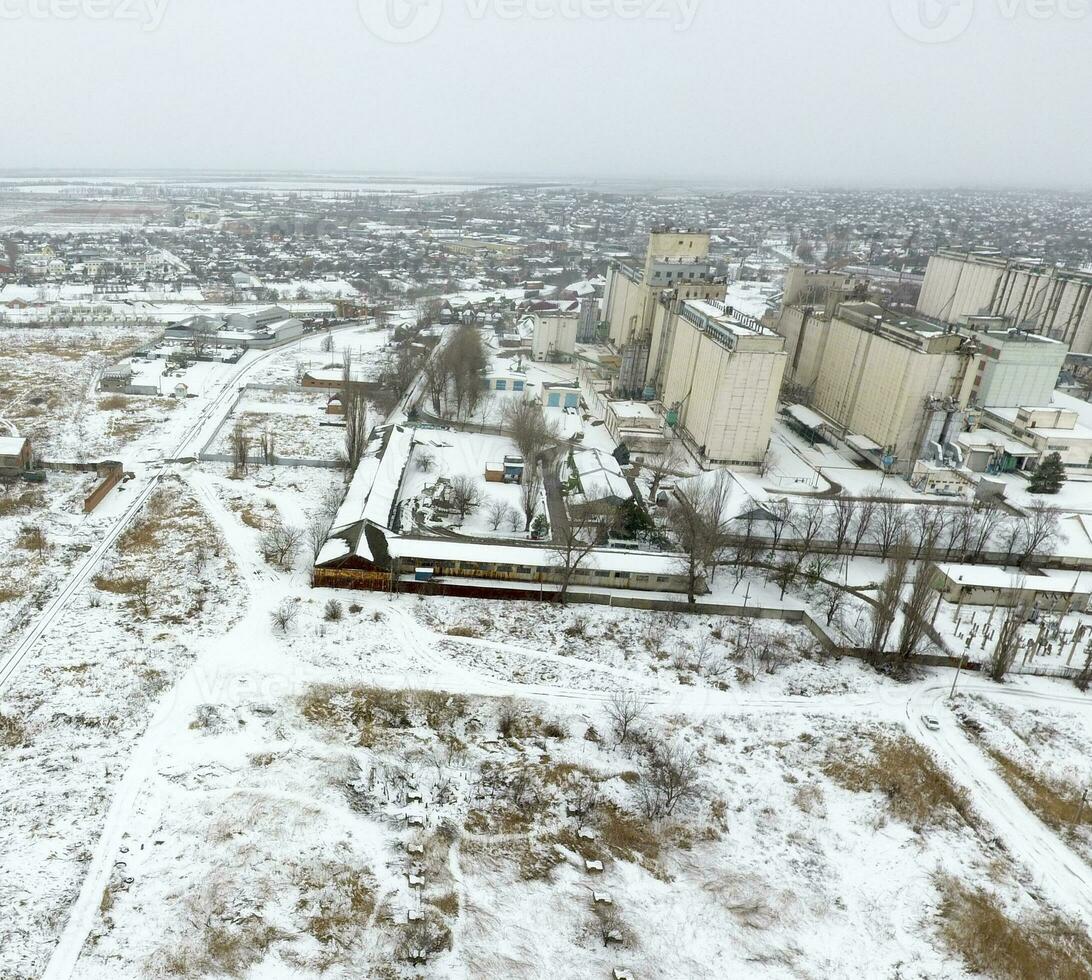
[905,682,1092,928]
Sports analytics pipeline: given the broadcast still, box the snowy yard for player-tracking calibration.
[212,388,347,463]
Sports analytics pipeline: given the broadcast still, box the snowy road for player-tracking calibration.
[907,682,1092,930]
[0,324,362,696]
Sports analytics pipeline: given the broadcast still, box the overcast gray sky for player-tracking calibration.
[1,0,1088,187]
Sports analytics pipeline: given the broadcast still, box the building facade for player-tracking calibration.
[917,250,1092,354]
[660,300,786,469]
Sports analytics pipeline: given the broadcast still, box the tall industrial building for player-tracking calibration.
[660,300,787,469]
[602,228,726,396]
[775,285,1076,476]
[917,250,1092,353]
[601,230,786,470]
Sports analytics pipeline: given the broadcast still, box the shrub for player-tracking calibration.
[324,599,344,622]
[271,600,299,633]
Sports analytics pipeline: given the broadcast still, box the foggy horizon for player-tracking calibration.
[1,0,1089,189]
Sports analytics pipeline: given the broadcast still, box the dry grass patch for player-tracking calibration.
[428,890,460,916]
[0,490,45,517]
[598,803,662,864]
[98,394,130,411]
[936,876,1092,980]
[823,732,975,830]
[985,748,1092,836]
[0,712,29,749]
[295,863,377,952]
[0,581,26,603]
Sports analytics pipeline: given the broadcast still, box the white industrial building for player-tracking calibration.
[917,250,1092,354]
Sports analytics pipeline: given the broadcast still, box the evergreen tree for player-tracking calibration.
[1029,452,1066,495]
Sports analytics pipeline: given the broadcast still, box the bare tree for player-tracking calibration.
[637,739,701,819]
[946,506,976,560]
[970,500,1005,561]
[831,497,858,555]
[343,389,369,474]
[191,317,217,358]
[261,520,302,569]
[305,488,344,565]
[910,506,948,561]
[896,559,938,660]
[503,401,559,531]
[520,462,545,533]
[850,497,877,554]
[551,500,606,603]
[485,498,510,531]
[423,350,451,417]
[792,502,827,573]
[1022,501,1060,567]
[271,600,299,633]
[449,475,483,520]
[257,427,276,466]
[868,550,909,659]
[767,498,793,553]
[229,424,252,476]
[605,690,646,746]
[873,493,907,560]
[504,399,560,466]
[986,612,1023,682]
[644,445,684,504]
[815,581,849,628]
[668,472,735,604]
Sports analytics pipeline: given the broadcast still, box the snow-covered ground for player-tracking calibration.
[4,326,1092,980]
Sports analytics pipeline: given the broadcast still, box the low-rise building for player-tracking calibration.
[933,563,1091,613]
[0,436,31,474]
[313,425,698,598]
[531,312,579,362]
[604,400,667,452]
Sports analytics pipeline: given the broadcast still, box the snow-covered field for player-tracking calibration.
[4,327,1092,980]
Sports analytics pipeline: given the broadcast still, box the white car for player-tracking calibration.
[922,715,941,732]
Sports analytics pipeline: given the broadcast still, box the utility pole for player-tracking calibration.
[950,654,966,700]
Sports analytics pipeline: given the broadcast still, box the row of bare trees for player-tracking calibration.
[755,495,1059,568]
[423,325,489,422]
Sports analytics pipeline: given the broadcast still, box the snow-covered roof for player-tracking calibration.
[935,563,1089,595]
[0,436,29,456]
[607,401,660,422]
[784,404,828,431]
[956,431,1039,457]
[363,426,415,529]
[570,449,631,502]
